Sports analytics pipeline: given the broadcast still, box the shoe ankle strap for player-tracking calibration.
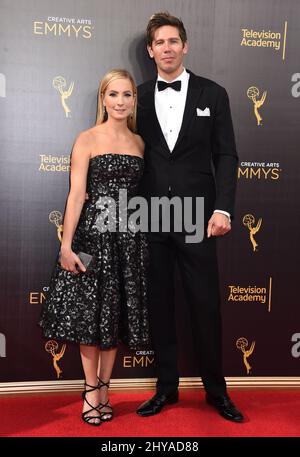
[84,381,99,392]
[97,376,110,388]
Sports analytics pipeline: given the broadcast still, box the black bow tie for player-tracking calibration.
[157,80,181,92]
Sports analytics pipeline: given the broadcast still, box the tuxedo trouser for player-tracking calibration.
[148,232,227,397]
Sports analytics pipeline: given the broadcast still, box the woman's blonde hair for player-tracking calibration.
[96,69,137,132]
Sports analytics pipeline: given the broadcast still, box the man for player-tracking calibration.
[136,12,243,422]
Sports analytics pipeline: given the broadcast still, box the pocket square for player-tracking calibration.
[197,107,210,117]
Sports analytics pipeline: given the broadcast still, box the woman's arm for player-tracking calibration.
[60,133,90,273]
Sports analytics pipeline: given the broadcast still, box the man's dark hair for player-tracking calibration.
[146,11,187,46]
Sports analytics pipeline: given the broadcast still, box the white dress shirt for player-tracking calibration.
[155,68,230,220]
[155,68,189,152]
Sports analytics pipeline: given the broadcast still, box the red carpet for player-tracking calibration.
[0,389,299,437]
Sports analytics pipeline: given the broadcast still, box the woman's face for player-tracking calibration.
[103,78,135,121]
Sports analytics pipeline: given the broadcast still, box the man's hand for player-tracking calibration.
[207,213,231,238]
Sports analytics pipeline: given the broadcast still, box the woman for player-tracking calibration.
[40,69,150,426]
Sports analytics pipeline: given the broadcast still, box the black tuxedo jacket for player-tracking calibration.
[137,70,238,219]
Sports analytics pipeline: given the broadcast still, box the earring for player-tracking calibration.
[103,106,107,115]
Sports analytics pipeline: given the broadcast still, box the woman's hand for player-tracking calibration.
[59,248,86,274]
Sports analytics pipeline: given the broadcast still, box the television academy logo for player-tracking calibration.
[240,22,288,60]
[228,277,273,312]
[39,155,70,173]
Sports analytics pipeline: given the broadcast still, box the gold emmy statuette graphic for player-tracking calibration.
[243,214,262,252]
[247,86,267,126]
[45,340,66,379]
[49,210,63,242]
[53,76,74,118]
[236,337,255,374]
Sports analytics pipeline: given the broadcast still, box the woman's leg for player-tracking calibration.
[98,347,118,418]
[80,344,101,424]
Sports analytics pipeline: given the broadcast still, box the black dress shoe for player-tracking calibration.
[206,393,244,422]
[136,390,179,416]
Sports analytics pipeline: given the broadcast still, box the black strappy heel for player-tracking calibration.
[81,381,101,426]
[98,377,113,422]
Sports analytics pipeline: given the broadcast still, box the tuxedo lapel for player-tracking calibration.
[139,80,170,156]
[172,71,204,154]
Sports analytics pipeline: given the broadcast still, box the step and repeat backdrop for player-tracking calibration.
[0,0,299,383]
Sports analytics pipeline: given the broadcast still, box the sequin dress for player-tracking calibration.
[39,153,150,350]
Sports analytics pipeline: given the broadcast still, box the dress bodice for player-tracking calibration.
[86,153,144,201]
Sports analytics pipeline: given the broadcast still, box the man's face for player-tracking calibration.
[147,25,188,79]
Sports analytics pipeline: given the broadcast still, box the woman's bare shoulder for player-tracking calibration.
[71,129,95,161]
[132,133,145,154]
[73,126,105,156]
[76,125,104,143]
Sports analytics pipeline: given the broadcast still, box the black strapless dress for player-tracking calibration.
[39,153,150,350]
